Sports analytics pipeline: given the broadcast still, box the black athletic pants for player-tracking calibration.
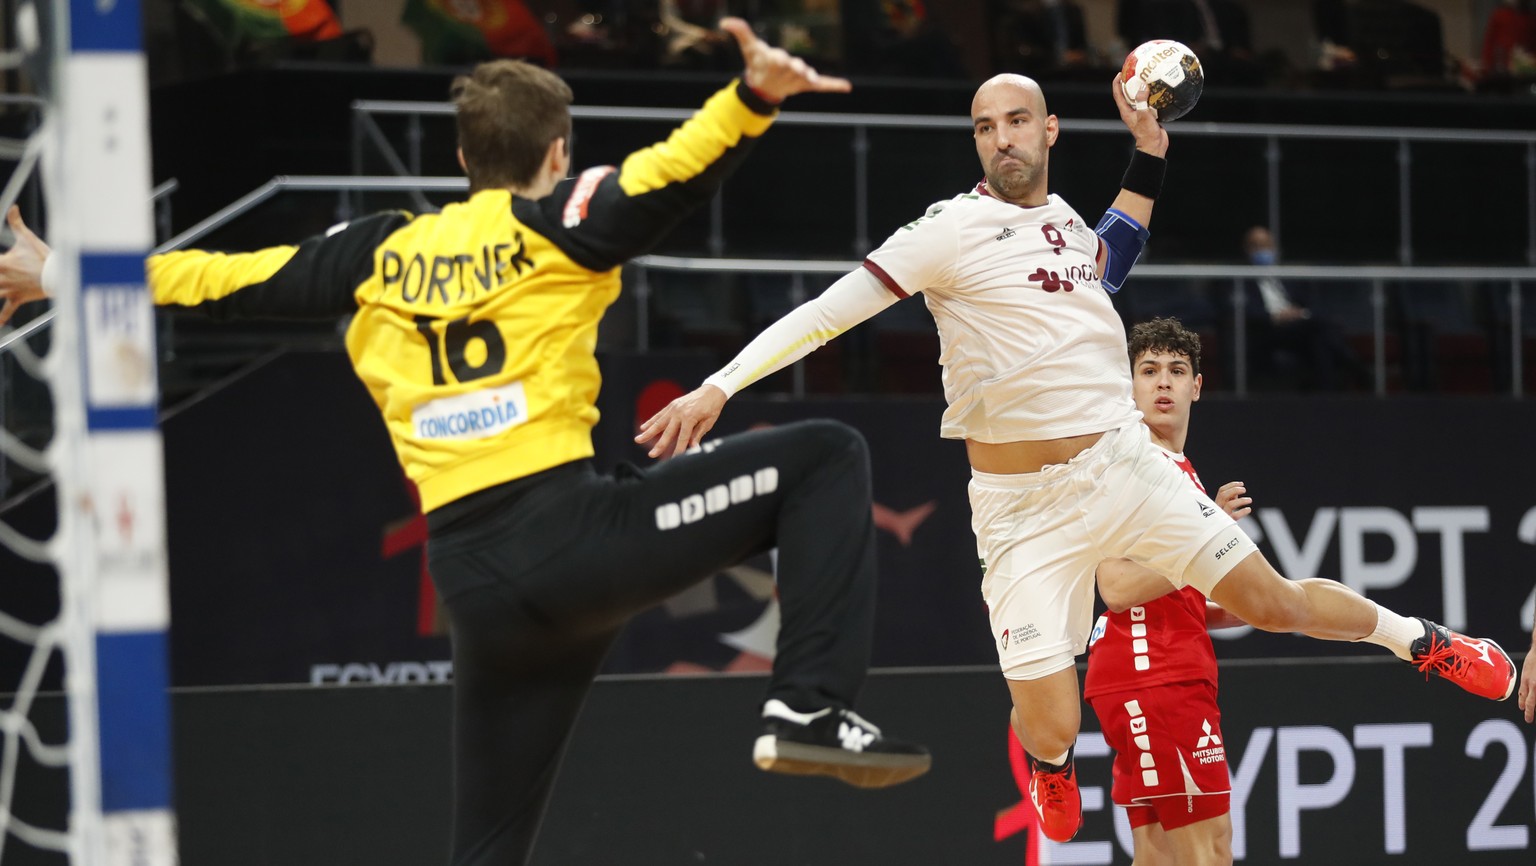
[425,420,879,865]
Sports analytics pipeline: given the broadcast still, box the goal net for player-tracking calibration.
[0,1,175,863]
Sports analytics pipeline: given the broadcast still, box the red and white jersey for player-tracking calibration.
[862,186,1139,443]
[1083,447,1218,699]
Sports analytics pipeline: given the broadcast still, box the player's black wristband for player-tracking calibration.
[735,79,780,115]
[1120,150,1166,200]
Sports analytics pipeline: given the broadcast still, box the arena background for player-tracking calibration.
[2,0,1535,863]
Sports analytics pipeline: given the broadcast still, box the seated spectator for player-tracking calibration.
[654,0,737,70]
[182,0,370,66]
[761,0,844,71]
[992,0,1092,79]
[1313,0,1360,72]
[1117,0,1263,85]
[1238,227,1370,392]
[187,0,343,44]
[1481,0,1536,80]
[1343,0,1450,88]
[402,0,556,67]
[844,0,964,78]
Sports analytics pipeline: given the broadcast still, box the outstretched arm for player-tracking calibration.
[0,204,406,324]
[620,17,850,190]
[148,211,407,320]
[635,267,897,458]
[724,17,851,103]
[526,18,851,270]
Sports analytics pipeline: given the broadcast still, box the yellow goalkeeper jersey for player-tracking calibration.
[149,80,777,511]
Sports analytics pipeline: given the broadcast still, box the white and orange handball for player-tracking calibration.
[1120,40,1204,122]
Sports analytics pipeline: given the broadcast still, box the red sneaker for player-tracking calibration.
[1027,751,1083,843]
[1410,618,1517,701]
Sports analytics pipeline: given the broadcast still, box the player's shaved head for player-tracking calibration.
[971,74,1057,206]
[972,74,1049,119]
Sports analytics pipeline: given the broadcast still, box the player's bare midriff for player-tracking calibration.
[965,431,1106,475]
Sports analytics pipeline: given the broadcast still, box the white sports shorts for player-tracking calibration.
[971,423,1256,680]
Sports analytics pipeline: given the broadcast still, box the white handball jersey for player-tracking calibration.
[863,185,1140,442]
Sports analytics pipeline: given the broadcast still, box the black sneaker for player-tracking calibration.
[752,699,931,789]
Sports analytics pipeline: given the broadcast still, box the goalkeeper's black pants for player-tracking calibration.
[425,419,879,866]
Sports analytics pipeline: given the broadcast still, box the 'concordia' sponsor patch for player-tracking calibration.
[412,380,529,441]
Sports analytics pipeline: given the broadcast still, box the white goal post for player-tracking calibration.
[0,0,176,862]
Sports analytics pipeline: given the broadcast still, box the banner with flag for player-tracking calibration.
[186,0,344,45]
[402,0,556,67]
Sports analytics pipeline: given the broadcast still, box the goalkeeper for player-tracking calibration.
[0,19,930,866]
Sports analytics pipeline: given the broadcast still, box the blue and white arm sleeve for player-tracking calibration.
[1095,208,1150,293]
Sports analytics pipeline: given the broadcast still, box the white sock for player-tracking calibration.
[1036,750,1070,768]
[1354,603,1423,661]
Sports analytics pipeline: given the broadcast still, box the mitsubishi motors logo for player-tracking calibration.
[1192,719,1226,765]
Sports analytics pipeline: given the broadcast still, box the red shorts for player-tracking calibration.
[1088,680,1231,831]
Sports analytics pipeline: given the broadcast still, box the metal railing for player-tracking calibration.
[634,253,1534,398]
[352,100,1536,267]
[155,175,467,253]
[8,176,1532,400]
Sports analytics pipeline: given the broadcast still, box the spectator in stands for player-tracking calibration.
[1481,0,1536,80]
[1117,0,1263,85]
[187,0,343,45]
[653,0,738,69]
[992,0,1092,79]
[181,0,370,67]
[402,0,556,67]
[844,0,964,78]
[1313,0,1360,72]
[1336,0,1449,88]
[1239,226,1369,391]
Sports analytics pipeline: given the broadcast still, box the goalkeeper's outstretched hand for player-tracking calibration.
[721,17,851,104]
[0,206,50,327]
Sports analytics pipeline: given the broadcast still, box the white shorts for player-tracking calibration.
[972,423,1256,680]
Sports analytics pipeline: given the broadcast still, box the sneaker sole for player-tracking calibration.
[752,735,931,789]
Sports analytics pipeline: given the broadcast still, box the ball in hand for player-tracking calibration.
[1121,40,1204,122]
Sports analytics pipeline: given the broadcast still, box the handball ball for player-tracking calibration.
[1121,40,1204,122]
